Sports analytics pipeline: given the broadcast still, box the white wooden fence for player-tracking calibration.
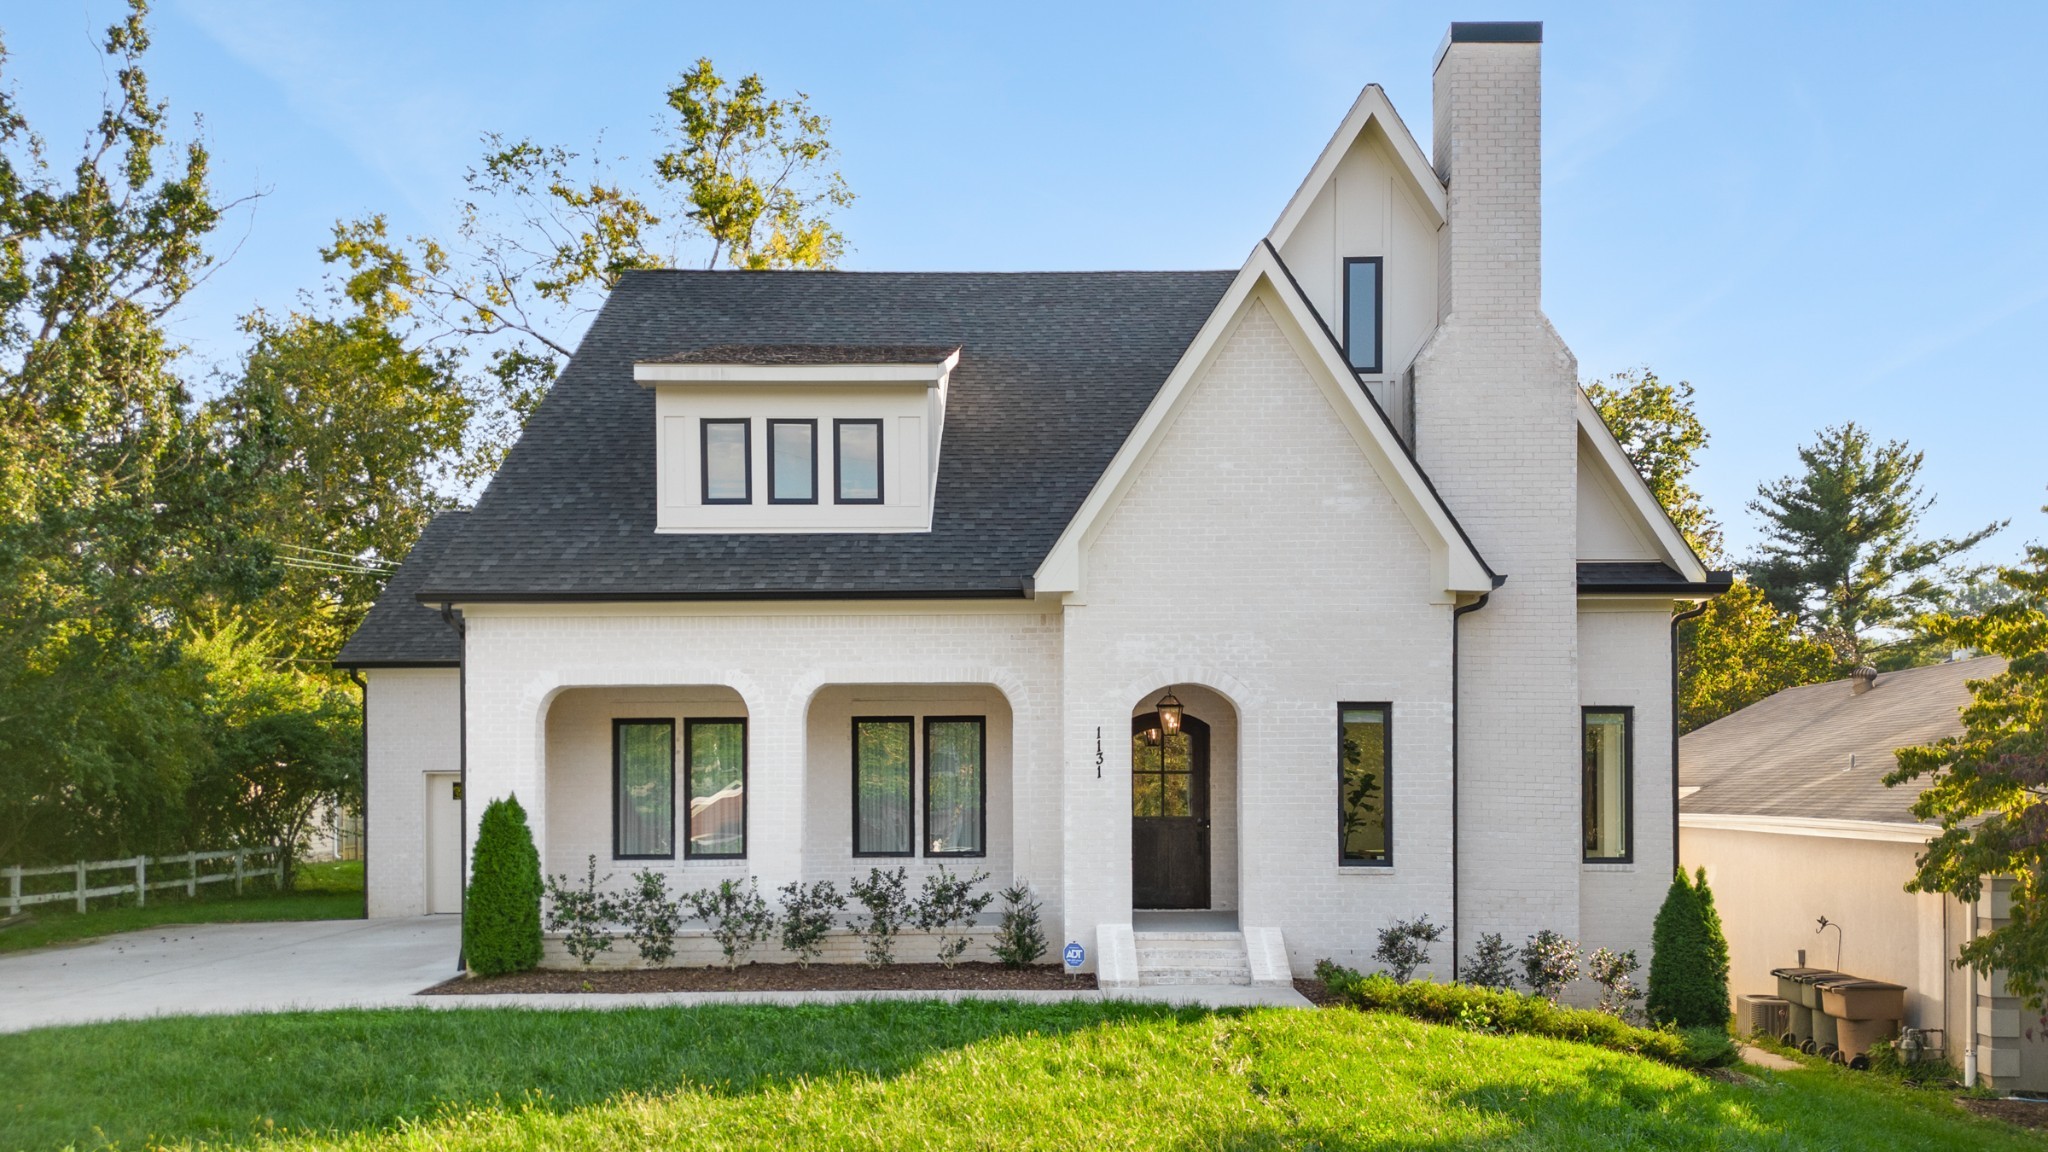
[3,846,285,916]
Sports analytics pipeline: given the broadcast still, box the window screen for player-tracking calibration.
[1339,704,1390,865]
[1344,257,1383,373]
[701,419,751,504]
[686,719,746,858]
[924,717,984,856]
[768,419,817,504]
[1583,709,1631,861]
[614,720,673,858]
[854,717,914,856]
[834,419,883,504]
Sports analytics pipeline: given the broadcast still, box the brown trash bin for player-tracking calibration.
[1837,1016,1898,1059]
[1772,966,1835,1006]
[1787,1002,1814,1044]
[1811,1007,1839,1052]
[1820,978,1906,1021]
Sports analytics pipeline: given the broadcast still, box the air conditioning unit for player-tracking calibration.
[1737,994,1791,1039]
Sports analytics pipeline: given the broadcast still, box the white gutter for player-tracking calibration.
[1678,812,1938,844]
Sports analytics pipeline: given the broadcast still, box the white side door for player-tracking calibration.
[425,772,463,914]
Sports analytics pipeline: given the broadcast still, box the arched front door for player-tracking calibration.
[1132,711,1211,909]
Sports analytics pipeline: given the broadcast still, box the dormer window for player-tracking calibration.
[639,344,958,533]
[768,419,818,504]
[834,419,883,504]
[1344,256,1382,373]
[701,419,752,504]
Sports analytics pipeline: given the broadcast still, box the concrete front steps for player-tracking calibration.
[1096,921,1292,990]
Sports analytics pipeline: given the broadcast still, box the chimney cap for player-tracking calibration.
[1435,21,1544,71]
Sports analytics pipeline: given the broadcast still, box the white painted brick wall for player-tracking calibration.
[1577,603,1675,976]
[1417,35,1586,952]
[1067,299,1457,977]
[363,667,461,918]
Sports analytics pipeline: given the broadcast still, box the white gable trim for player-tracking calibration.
[1267,85,1447,249]
[1034,243,1493,600]
[1575,390,1709,582]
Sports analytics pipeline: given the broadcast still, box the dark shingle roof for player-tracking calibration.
[333,511,467,667]
[645,343,960,366]
[1679,656,2004,824]
[417,270,1236,601]
[1578,561,1733,595]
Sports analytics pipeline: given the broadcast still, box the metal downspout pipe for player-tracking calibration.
[1450,587,1497,980]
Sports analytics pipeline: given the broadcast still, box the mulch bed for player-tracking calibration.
[1293,977,1341,1007]
[421,962,1095,995]
[1957,1096,2048,1131]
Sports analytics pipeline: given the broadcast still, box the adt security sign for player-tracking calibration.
[1063,941,1086,970]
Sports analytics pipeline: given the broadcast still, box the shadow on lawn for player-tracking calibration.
[0,999,1207,1150]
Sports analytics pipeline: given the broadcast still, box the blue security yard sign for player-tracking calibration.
[1063,941,1086,969]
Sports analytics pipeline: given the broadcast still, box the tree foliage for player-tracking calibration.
[1887,510,2048,1005]
[1646,868,1730,1028]
[1747,422,2001,666]
[1678,578,1838,732]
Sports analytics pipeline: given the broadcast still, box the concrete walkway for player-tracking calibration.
[0,918,1307,1034]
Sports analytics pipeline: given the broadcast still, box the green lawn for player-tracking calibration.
[0,859,363,955]
[0,1000,2027,1151]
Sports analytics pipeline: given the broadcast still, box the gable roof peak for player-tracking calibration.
[1266,83,1447,252]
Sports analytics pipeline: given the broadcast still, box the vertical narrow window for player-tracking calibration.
[1338,704,1390,865]
[834,419,884,504]
[701,419,752,504]
[768,419,817,504]
[924,716,985,856]
[1344,257,1383,373]
[1583,708,1632,862]
[853,717,914,856]
[685,718,746,858]
[614,719,674,859]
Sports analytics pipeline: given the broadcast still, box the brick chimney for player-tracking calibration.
[1432,21,1546,320]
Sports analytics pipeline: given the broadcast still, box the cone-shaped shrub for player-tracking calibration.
[464,793,543,976]
[1647,867,1730,1028]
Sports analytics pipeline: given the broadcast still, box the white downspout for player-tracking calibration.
[1965,895,1979,1087]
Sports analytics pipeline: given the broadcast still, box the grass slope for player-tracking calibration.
[0,860,362,956]
[0,1001,2027,1151]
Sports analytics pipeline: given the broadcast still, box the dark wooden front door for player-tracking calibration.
[1132,712,1210,909]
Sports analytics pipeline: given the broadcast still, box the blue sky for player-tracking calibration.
[8,1,2045,562]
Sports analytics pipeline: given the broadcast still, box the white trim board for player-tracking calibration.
[1575,389,1709,582]
[1680,812,1937,845]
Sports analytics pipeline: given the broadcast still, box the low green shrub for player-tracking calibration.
[543,855,618,967]
[1678,1025,1740,1069]
[1313,961,1710,1069]
[682,878,774,969]
[776,879,845,968]
[991,881,1047,968]
[913,866,993,968]
[463,794,542,977]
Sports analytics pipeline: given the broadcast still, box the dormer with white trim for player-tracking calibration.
[634,344,957,533]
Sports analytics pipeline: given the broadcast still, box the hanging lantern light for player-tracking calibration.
[1155,688,1184,737]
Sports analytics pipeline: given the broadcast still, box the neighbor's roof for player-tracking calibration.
[1679,656,2005,825]
[333,511,467,668]
[415,270,1236,601]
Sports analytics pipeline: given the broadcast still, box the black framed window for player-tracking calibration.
[834,419,884,504]
[613,719,674,859]
[685,718,747,858]
[768,419,818,504]
[1343,257,1383,373]
[923,716,985,856]
[1583,708,1633,862]
[701,419,752,504]
[853,717,914,856]
[1338,703,1391,866]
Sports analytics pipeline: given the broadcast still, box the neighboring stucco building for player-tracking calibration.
[337,22,1729,990]
[1680,656,2044,1089]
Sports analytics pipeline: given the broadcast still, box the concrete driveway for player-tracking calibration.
[0,917,462,1034]
[0,918,1307,1034]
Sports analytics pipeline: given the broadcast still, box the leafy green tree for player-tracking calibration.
[1584,369,1722,562]
[1887,509,2048,1005]
[326,57,854,471]
[1678,578,1838,732]
[1647,868,1730,1028]
[1747,422,2001,666]
[466,795,543,976]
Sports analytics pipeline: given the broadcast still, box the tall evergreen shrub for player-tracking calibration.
[464,794,543,976]
[1647,867,1730,1028]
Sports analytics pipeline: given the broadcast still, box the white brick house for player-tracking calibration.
[336,22,1727,987]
